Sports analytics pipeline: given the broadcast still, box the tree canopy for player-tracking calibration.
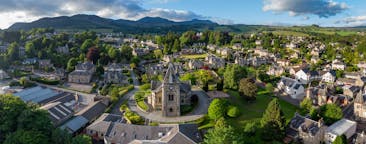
[260,98,286,141]
[208,99,228,121]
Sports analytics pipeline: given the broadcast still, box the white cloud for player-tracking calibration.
[263,0,348,18]
[335,15,366,27]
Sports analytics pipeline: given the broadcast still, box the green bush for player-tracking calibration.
[30,77,60,85]
[140,83,151,91]
[137,101,148,111]
[227,106,240,118]
[124,108,144,125]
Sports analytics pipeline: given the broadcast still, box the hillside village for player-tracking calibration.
[2,28,366,144]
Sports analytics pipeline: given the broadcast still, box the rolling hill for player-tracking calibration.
[8,14,219,33]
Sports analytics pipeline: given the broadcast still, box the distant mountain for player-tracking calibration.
[8,14,219,33]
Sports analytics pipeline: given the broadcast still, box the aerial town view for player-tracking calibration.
[1,0,366,144]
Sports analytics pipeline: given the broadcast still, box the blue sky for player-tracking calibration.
[0,0,365,29]
[144,0,366,26]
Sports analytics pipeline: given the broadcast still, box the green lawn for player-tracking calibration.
[271,30,309,37]
[180,53,208,59]
[137,101,149,111]
[226,89,299,128]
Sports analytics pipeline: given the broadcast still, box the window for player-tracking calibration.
[169,95,174,101]
[170,108,173,112]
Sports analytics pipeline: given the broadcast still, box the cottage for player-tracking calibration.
[232,43,243,50]
[306,85,330,106]
[68,61,96,84]
[205,55,225,69]
[320,70,336,83]
[344,72,362,79]
[187,59,204,70]
[277,77,305,99]
[38,59,53,69]
[207,44,218,52]
[255,40,262,46]
[132,48,150,56]
[56,44,69,54]
[86,113,202,144]
[104,63,127,84]
[276,59,290,67]
[286,113,326,144]
[146,63,165,76]
[324,119,357,144]
[216,47,232,58]
[295,68,320,84]
[254,48,269,57]
[267,65,284,76]
[332,60,346,70]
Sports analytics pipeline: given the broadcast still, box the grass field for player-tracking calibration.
[271,30,309,37]
[180,53,208,59]
[226,89,299,128]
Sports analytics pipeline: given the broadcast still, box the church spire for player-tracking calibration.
[163,63,178,83]
[355,89,364,104]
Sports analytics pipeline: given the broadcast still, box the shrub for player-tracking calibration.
[227,106,240,118]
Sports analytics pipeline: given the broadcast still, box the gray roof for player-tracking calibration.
[327,119,356,136]
[40,101,74,126]
[14,86,60,104]
[78,101,107,121]
[60,116,89,133]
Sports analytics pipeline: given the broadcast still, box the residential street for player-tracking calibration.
[110,70,140,115]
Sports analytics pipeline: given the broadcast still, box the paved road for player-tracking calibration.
[127,87,209,123]
[110,70,140,115]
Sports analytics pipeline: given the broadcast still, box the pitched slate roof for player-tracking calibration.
[60,116,89,133]
[40,101,74,126]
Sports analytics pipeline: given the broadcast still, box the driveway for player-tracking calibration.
[110,70,140,115]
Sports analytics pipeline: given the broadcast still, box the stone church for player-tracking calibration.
[148,63,192,117]
[355,90,366,120]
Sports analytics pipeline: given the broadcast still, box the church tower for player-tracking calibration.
[162,63,181,117]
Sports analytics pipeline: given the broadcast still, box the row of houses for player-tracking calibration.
[286,114,359,144]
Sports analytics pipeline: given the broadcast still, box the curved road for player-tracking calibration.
[111,70,140,115]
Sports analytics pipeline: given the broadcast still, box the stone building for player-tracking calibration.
[104,63,127,84]
[68,61,95,84]
[355,90,366,120]
[148,63,192,117]
[286,113,326,144]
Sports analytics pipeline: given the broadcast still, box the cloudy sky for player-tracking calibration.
[0,0,365,29]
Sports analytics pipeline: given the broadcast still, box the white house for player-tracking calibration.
[332,60,346,70]
[324,119,357,144]
[255,40,262,46]
[321,70,336,83]
[295,69,320,84]
[277,77,305,99]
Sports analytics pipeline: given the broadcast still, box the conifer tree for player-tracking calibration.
[260,98,286,141]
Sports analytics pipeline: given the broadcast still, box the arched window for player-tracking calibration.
[169,95,174,101]
[169,108,173,112]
